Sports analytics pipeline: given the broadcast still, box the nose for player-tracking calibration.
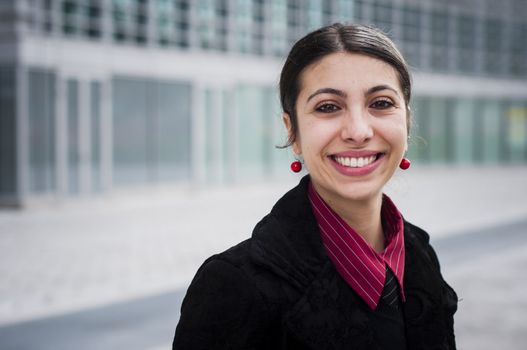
[340,107,373,144]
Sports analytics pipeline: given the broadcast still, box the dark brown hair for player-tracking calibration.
[279,23,412,146]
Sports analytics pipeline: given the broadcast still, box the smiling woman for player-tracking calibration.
[173,23,458,350]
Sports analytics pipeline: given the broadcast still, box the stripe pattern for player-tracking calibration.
[382,266,400,307]
[308,183,406,310]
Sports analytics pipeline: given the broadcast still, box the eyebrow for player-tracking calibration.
[306,88,347,102]
[306,84,400,103]
[366,84,400,97]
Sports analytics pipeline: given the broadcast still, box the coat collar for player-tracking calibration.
[251,176,375,348]
[250,175,327,289]
[249,175,455,350]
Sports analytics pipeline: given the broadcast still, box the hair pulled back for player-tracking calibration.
[279,23,412,147]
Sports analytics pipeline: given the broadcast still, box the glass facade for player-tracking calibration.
[407,96,527,164]
[28,68,56,194]
[112,76,191,185]
[236,85,272,178]
[15,0,527,78]
[1,0,527,205]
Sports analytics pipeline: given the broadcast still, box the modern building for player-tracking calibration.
[1,0,526,207]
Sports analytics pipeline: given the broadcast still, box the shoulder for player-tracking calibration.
[173,243,276,349]
[404,220,431,245]
[403,220,442,271]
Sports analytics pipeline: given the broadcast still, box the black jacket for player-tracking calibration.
[173,176,458,349]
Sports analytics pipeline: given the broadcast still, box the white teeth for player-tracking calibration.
[334,155,377,168]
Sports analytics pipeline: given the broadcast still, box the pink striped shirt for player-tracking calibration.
[308,183,406,310]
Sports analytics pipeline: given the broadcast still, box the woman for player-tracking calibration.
[173,23,457,350]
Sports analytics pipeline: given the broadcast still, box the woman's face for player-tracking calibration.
[285,52,408,206]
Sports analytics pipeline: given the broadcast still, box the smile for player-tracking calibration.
[331,153,382,168]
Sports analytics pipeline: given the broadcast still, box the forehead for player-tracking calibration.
[299,52,400,94]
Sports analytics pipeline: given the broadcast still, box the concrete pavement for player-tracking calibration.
[1,165,527,349]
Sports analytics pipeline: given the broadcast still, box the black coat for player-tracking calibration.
[173,176,458,349]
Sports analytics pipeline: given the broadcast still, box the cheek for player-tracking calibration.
[297,119,339,157]
[382,118,408,149]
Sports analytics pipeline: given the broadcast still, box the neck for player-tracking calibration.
[314,186,385,252]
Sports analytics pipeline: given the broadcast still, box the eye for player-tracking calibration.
[370,98,395,109]
[315,103,341,113]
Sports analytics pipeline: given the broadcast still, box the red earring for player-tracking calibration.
[290,160,302,173]
[399,158,411,170]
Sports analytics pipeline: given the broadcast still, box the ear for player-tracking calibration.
[282,113,301,155]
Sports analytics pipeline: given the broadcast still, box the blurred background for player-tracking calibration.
[0,0,526,349]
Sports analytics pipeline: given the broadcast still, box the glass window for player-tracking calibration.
[427,97,448,162]
[484,18,502,51]
[113,0,147,43]
[372,1,393,33]
[353,0,366,21]
[113,77,149,184]
[155,80,191,181]
[504,102,527,162]
[85,0,103,39]
[430,47,449,71]
[62,0,79,36]
[156,0,176,46]
[452,99,475,163]
[67,79,80,194]
[480,100,501,162]
[306,0,323,32]
[90,81,102,191]
[28,69,56,193]
[408,96,431,163]
[234,0,253,53]
[113,76,191,185]
[0,67,17,196]
[175,0,191,48]
[484,19,503,74]
[270,0,288,56]
[401,6,422,67]
[402,6,420,43]
[333,0,354,23]
[113,0,131,42]
[252,0,265,54]
[457,15,476,49]
[196,0,216,49]
[431,11,449,47]
[214,0,229,51]
[510,23,527,76]
[235,85,272,178]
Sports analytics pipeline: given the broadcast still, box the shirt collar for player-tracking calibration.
[308,182,406,310]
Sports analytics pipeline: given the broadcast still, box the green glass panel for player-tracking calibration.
[428,98,448,162]
[452,99,475,163]
[481,100,500,163]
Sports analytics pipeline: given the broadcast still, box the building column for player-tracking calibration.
[55,74,68,197]
[78,78,91,194]
[191,83,206,186]
[100,77,113,191]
